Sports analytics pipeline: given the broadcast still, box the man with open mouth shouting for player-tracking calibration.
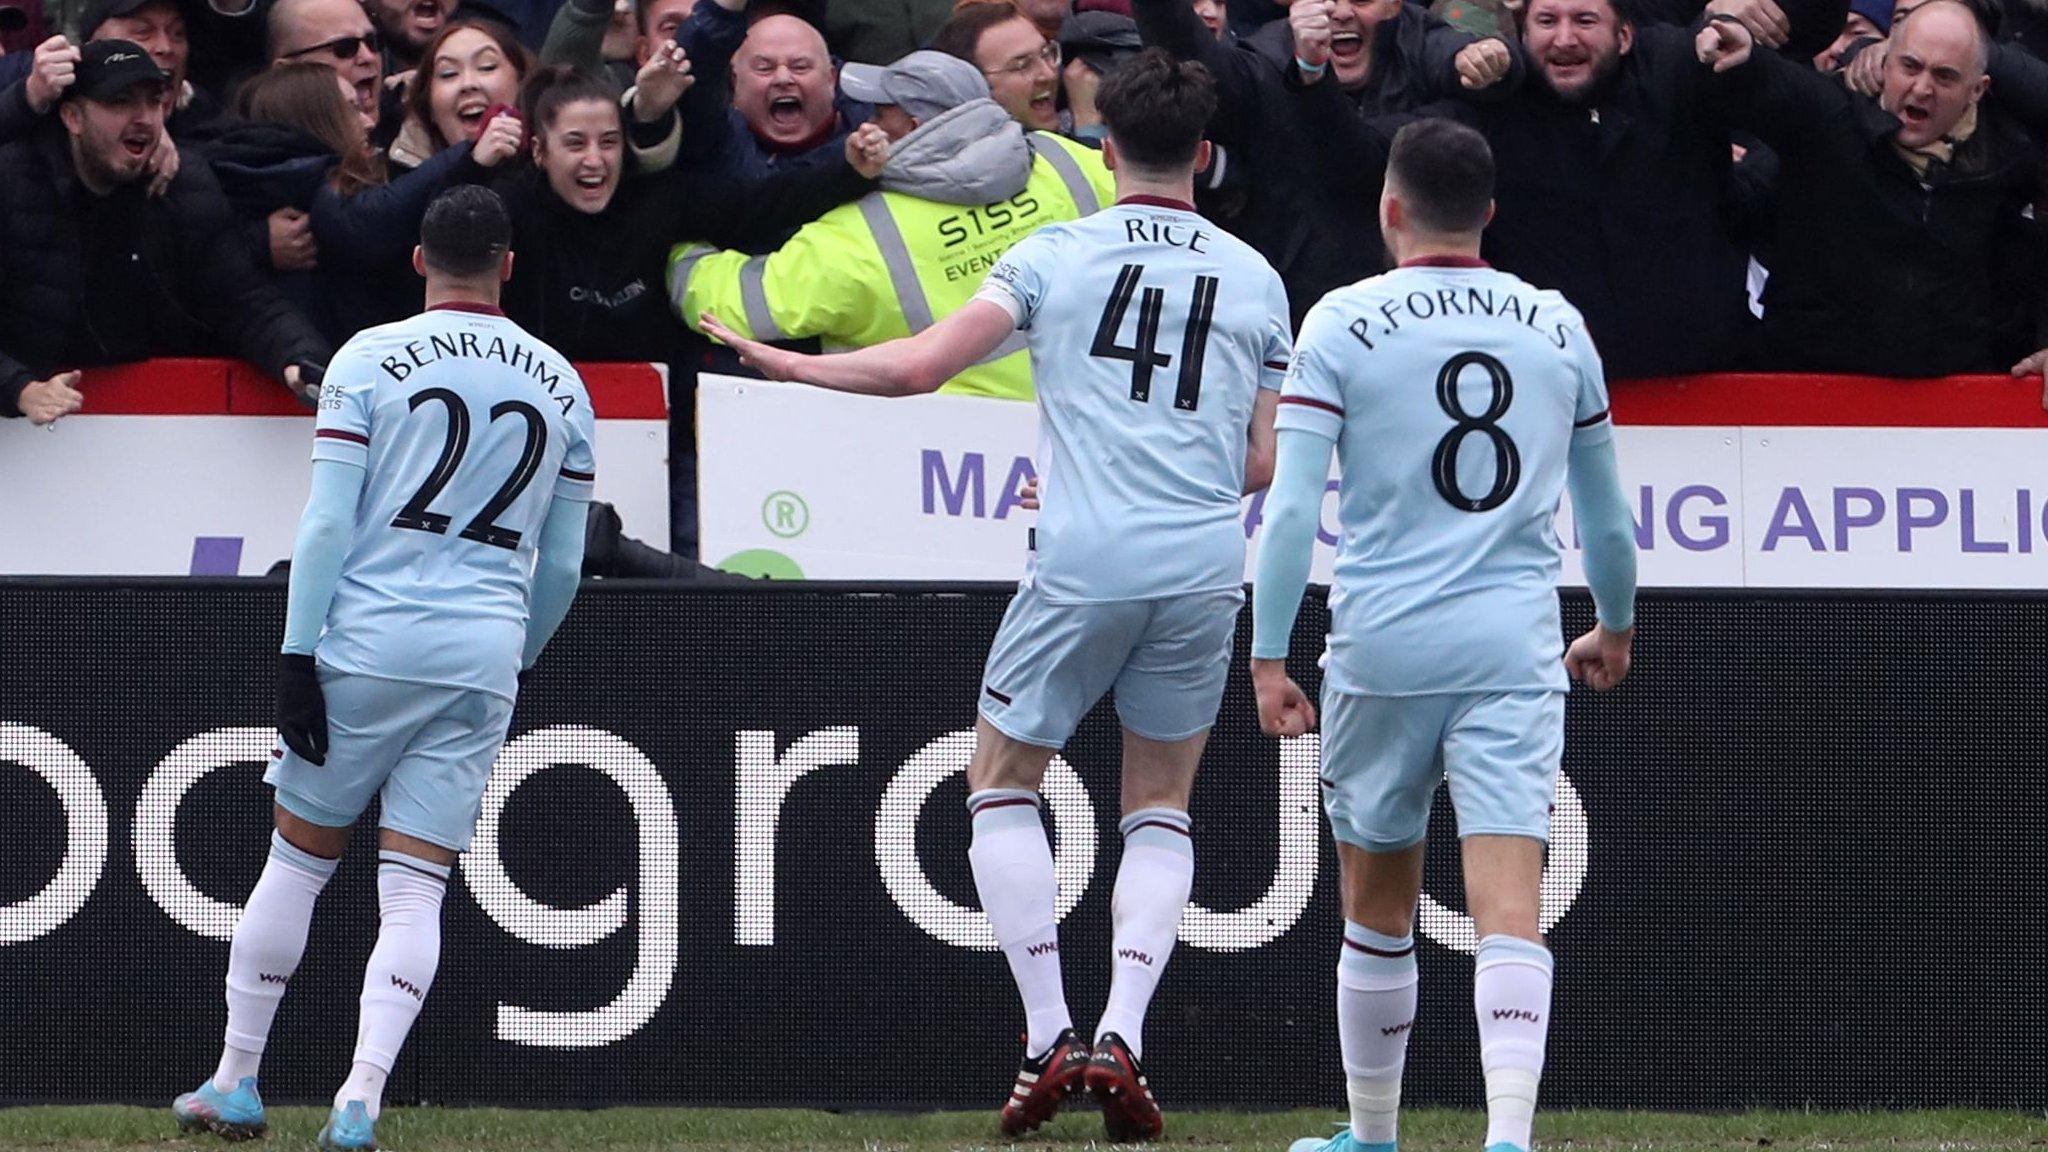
[1696,0,2048,378]
[364,0,449,73]
[266,0,394,140]
[671,6,871,181]
[1288,0,1762,381]
[934,1,1065,130]
[0,38,331,427]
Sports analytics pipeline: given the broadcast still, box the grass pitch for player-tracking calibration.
[0,1107,2041,1151]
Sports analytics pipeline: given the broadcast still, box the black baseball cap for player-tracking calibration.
[66,38,169,101]
[1058,11,1141,74]
[80,0,170,37]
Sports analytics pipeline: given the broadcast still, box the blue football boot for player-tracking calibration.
[1290,1125,1396,1152]
[171,1077,267,1141]
[316,1100,378,1150]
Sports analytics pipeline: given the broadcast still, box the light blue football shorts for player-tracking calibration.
[977,584,1244,748]
[266,667,516,852]
[1317,686,1565,851]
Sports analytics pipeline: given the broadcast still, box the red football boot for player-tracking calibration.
[998,1028,1092,1137]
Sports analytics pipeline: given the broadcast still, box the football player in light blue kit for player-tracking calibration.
[171,187,595,1151]
[1251,120,1639,1152]
[702,50,1290,1143]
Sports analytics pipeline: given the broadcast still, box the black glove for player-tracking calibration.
[277,653,329,766]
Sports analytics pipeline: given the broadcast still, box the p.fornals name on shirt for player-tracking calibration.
[378,331,578,415]
[1345,285,1570,352]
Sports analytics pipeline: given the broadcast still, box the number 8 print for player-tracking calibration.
[1430,351,1521,513]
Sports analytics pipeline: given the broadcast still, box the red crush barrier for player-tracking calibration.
[1613,373,2048,428]
[62,359,668,421]
[54,359,2048,428]
[72,359,230,415]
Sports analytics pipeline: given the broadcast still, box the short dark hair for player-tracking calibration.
[420,186,512,276]
[1386,118,1495,234]
[1097,49,1215,173]
[522,63,622,135]
[932,1,1026,65]
[1512,0,1633,36]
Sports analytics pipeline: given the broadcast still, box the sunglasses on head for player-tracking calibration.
[282,30,381,60]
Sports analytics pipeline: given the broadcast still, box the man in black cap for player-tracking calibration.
[81,0,224,131]
[0,40,329,425]
[1057,8,1141,139]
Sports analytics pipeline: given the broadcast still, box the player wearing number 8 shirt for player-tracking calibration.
[701,50,1290,1144]
[1251,120,1639,1152]
[171,188,595,1152]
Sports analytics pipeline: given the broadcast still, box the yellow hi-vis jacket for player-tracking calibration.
[671,132,1113,401]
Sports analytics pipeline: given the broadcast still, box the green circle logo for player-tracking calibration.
[718,549,806,580]
[762,490,810,539]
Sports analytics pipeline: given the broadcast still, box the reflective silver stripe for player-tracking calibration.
[737,255,788,343]
[973,327,1029,366]
[858,193,936,332]
[1029,134,1100,216]
[666,243,716,309]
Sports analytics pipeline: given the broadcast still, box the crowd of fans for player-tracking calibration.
[2,0,2046,560]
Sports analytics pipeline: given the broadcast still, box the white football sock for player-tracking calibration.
[1094,807,1194,1059]
[215,831,338,1091]
[967,788,1071,1056]
[341,852,450,1119]
[337,1061,387,1118]
[1338,921,1417,1148]
[1474,934,1554,1152]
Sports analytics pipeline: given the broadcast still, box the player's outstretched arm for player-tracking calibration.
[1248,428,1332,737]
[521,496,589,676]
[1563,432,1639,691]
[699,300,1018,398]
[277,458,367,765]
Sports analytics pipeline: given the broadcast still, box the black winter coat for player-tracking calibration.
[1290,25,1756,379]
[201,120,482,346]
[1718,46,2044,376]
[0,125,330,415]
[1134,0,1500,327]
[491,156,874,364]
[492,156,875,554]
[1242,1,1493,117]
[1479,26,1758,379]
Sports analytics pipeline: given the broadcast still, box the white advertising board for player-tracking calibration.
[699,376,2048,589]
[0,415,669,575]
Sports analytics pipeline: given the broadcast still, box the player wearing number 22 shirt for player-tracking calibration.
[172,189,594,1152]
[700,52,1288,1144]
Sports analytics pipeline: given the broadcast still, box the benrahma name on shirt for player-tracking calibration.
[376,330,580,416]
[1344,284,1571,352]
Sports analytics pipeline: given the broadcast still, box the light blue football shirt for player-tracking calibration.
[974,197,1293,604]
[1278,260,1612,695]
[309,303,597,701]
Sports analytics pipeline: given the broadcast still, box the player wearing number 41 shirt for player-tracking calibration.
[1251,120,1639,1152]
[171,188,595,1152]
[702,50,1290,1145]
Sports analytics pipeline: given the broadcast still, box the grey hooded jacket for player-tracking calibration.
[878,98,1033,207]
